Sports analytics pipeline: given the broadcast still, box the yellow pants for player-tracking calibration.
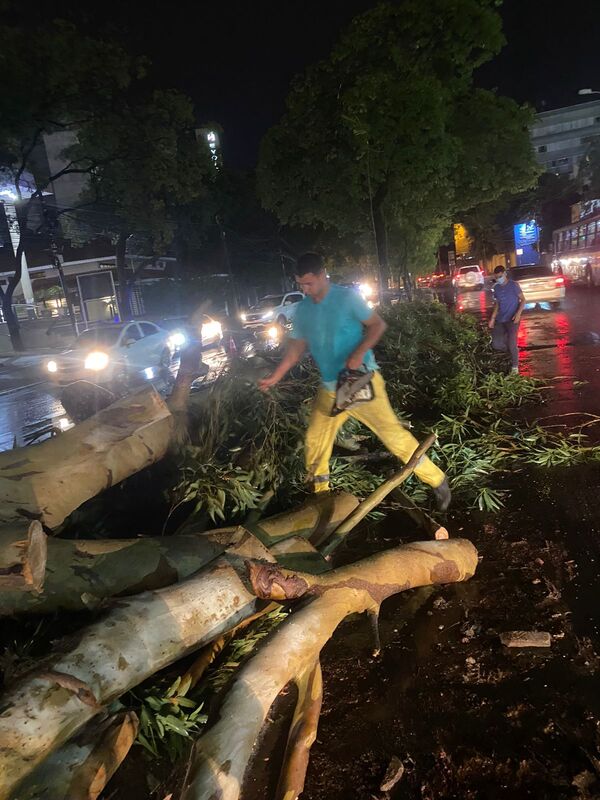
[305,371,446,492]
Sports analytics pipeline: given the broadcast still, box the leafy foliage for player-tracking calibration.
[135,675,207,762]
[258,0,539,283]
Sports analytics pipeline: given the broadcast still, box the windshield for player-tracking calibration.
[75,328,122,349]
[254,295,284,310]
[510,266,553,280]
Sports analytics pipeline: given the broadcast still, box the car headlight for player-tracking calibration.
[240,312,247,322]
[359,283,374,298]
[167,331,186,349]
[202,320,222,341]
[267,325,280,340]
[84,351,110,371]
[261,310,274,320]
[47,360,58,373]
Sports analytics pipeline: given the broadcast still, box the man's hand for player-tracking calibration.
[258,373,280,392]
[512,313,522,324]
[346,351,364,370]
[487,317,496,330]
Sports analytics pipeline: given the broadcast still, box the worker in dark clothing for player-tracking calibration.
[488,265,526,374]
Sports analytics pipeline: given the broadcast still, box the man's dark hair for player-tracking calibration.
[493,265,506,275]
[295,252,325,276]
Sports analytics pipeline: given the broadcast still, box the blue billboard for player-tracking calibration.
[514,220,540,266]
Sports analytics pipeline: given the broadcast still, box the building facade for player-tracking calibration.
[531,100,600,177]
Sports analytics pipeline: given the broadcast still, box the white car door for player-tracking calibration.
[119,323,145,369]
[282,293,303,320]
[138,322,167,363]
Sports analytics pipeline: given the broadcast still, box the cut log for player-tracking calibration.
[0,529,229,616]
[14,710,138,800]
[0,387,173,528]
[182,538,478,800]
[249,491,359,548]
[0,521,47,593]
[0,532,275,798]
[0,493,354,615]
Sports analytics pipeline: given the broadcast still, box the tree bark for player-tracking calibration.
[115,232,131,321]
[0,528,226,615]
[275,658,323,800]
[0,522,47,594]
[0,533,278,797]
[0,387,173,528]
[0,493,354,614]
[182,538,478,800]
[14,711,138,800]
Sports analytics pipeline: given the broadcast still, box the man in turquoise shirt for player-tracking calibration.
[258,252,451,510]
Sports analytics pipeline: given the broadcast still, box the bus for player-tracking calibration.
[551,212,600,286]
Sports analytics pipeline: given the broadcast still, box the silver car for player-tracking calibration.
[509,265,566,309]
[240,292,304,327]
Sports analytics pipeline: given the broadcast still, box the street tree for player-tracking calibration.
[68,90,211,318]
[258,0,539,291]
[0,19,142,349]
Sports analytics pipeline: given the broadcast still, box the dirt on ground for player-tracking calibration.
[292,464,600,800]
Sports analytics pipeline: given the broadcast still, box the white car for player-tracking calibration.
[45,319,211,387]
[240,292,304,328]
[509,265,566,308]
[453,265,485,290]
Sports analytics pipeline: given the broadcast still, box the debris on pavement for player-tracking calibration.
[500,630,552,648]
[379,756,405,792]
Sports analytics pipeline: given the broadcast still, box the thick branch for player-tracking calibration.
[0,387,173,528]
[0,534,275,797]
[275,659,323,800]
[183,538,478,800]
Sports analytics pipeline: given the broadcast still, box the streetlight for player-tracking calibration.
[579,88,600,96]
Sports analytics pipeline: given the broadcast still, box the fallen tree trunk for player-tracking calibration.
[0,532,275,798]
[0,529,229,616]
[14,711,138,800]
[182,538,478,800]
[0,522,47,594]
[0,387,173,529]
[0,492,355,614]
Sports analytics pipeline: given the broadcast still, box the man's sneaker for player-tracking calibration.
[433,478,452,512]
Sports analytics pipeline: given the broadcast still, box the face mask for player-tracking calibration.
[496,274,507,285]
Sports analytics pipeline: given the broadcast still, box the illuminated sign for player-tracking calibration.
[514,220,540,266]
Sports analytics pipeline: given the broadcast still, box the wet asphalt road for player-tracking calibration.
[0,347,228,451]
[1,286,600,451]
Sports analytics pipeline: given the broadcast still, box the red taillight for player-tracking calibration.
[555,276,565,286]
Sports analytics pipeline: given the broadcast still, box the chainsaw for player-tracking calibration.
[331,367,375,416]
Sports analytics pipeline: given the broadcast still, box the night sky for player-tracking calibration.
[12,0,600,167]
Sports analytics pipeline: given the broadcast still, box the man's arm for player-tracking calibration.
[512,286,526,323]
[258,338,307,391]
[488,297,498,329]
[346,312,387,370]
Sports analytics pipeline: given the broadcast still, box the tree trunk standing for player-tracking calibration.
[371,191,389,294]
[0,292,24,351]
[115,232,132,321]
[0,239,28,352]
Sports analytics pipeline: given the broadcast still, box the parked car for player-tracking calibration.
[453,265,485,290]
[240,292,304,327]
[508,265,565,308]
[45,320,187,387]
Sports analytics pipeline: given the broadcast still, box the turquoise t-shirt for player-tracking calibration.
[289,284,378,389]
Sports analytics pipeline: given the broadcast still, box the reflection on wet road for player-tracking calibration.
[457,285,600,419]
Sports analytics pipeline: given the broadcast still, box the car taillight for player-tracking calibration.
[555,276,565,286]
